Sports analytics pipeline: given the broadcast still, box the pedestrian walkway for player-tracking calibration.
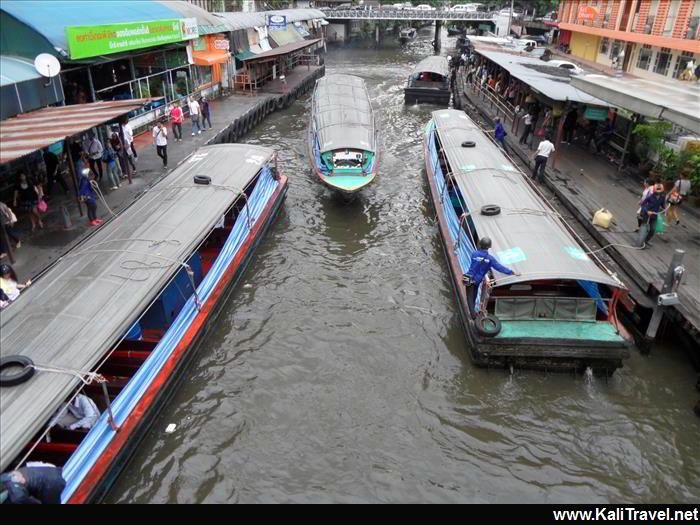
[4,92,272,281]
[453,70,700,341]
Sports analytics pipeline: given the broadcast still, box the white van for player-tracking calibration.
[452,3,481,12]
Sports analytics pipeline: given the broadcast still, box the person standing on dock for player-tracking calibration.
[152,120,168,170]
[494,117,507,150]
[462,237,520,319]
[188,97,202,136]
[519,111,533,145]
[200,96,212,130]
[78,168,102,227]
[637,183,666,249]
[531,135,555,182]
[170,102,184,142]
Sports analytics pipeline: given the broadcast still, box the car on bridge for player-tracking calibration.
[415,4,436,11]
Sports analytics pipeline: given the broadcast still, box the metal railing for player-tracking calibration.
[320,8,496,21]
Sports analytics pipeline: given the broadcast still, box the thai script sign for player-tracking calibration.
[66,18,199,60]
[267,14,287,30]
[577,5,599,21]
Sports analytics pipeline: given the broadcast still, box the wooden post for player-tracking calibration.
[619,113,638,170]
[64,137,84,217]
[551,104,567,170]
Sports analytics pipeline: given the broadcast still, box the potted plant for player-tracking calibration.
[632,120,672,176]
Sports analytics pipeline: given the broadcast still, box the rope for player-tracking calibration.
[30,363,106,386]
[583,243,646,255]
[90,180,116,217]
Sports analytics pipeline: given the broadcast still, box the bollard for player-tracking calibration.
[60,204,73,229]
[643,249,685,352]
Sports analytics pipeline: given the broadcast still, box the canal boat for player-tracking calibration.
[424,110,632,373]
[404,56,451,106]
[399,27,418,44]
[0,144,288,502]
[447,25,467,36]
[308,74,378,197]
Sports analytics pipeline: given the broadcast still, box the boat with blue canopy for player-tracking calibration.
[0,144,288,503]
[424,109,632,373]
[308,74,378,197]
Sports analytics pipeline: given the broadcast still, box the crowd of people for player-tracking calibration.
[635,173,693,249]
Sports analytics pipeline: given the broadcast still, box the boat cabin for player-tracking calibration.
[404,56,451,106]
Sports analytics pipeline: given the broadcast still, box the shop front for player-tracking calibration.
[191,34,233,93]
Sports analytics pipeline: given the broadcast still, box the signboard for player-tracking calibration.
[213,39,230,51]
[584,106,609,121]
[577,5,599,21]
[66,18,199,60]
[267,14,287,30]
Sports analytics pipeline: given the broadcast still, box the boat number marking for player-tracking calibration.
[496,247,527,264]
[188,152,210,164]
[564,246,590,261]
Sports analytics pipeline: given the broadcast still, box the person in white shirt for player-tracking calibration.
[188,97,202,135]
[532,135,555,181]
[52,393,100,431]
[121,118,137,164]
[519,112,533,145]
[152,120,168,169]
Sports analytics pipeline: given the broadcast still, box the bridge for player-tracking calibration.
[320,8,497,22]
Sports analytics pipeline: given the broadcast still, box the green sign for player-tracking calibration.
[584,106,609,121]
[66,19,197,60]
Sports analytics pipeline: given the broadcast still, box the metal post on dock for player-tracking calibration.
[643,249,685,352]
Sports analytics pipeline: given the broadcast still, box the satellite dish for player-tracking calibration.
[34,53,61,78]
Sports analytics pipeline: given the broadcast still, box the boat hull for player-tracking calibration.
[67,175,289,503]
[404,87,451,106]
[423,133,629,374]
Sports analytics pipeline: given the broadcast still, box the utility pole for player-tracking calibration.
[507,0,514,37]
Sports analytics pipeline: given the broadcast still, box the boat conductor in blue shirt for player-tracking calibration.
[462,237,520,319]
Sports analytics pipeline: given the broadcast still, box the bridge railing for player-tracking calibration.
[320,9,496,21]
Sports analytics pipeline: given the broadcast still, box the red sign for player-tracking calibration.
[577,5,599,21]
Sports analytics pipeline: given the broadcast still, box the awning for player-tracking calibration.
[240,38,320,62]
[0,56,42,87]
[571,75,700,135]
[192,50,230,66]
[0,98,150,164]
[269,27,304,47]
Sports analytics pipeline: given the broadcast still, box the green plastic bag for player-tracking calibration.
[655,213,666,234]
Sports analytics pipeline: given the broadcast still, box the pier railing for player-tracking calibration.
[321,8,496,22]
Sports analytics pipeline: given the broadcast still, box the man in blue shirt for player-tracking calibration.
[494,117,507,149]
[462,237,520,319]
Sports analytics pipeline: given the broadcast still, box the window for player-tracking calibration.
[194,65,213,87]
[636,44,653,70]
[599,37,610,55]
[673,51,696,79]
[653,47,672,76]
[609,40,623,60]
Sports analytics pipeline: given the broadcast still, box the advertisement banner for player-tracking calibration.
[577,5,599,21]
[66,18,199,60]
[267,14,287,30]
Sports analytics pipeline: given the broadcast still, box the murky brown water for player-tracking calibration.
[108,34,700,504]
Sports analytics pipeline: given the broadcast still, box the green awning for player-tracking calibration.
[235,49,256,61]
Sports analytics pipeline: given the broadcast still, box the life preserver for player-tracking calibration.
[480,204,501,216]
[0,355,35,387]
[475,315,502,338]
[461,141,476,148]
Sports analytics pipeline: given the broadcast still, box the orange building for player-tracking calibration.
[557,0,700,80]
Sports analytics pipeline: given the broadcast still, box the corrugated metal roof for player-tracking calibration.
[0,143,274,472]
[411,56,449,78]
[312,74,375,154]
[214,8,326,31]
[431,109,621,288]
[157,0,232,35]
[241,38,320,62]
[571,74,700,135]
[0,99,150,164]
[0,55,42,87]
[1,0,181,58]
[475,48,609,105]
[268,26,304,47]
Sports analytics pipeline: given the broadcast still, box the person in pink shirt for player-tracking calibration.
[170,101,184,142]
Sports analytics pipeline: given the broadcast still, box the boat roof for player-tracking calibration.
[411,55,449,78]
[0,143,273,471]
[430,109,622,289]
[312,74,375,154]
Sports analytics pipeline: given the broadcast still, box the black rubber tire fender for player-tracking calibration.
[0,355,35,387]
[461,140,476,148]
[276,97,284,110]
[475,315,502,338]
[480,204,501,216]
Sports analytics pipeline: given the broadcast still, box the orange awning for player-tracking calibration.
[192,51,230,66]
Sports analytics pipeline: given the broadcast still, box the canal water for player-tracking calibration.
[109,33,700,503]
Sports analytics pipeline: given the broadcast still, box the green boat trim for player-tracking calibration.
[495,320,627,343]
[320,172,376,193]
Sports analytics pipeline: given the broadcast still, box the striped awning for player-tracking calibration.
[0,99,150,164]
